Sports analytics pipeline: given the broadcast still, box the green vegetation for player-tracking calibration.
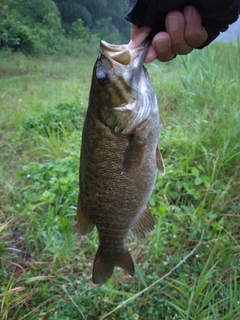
[0,0,128,54]
[0,39,240,319]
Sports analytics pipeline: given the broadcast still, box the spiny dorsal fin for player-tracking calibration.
[131,206,155,238]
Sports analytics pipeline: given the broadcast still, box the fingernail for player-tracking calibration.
[166,15,179,31]
[185,6,193,23]
[156,40,171,53]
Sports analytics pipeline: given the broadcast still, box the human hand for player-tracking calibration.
[128,5,208,62]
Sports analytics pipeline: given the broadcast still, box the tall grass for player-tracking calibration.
[0,38,98,129]
[0,40,240,319]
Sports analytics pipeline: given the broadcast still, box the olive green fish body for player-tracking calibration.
[78,41,164,284]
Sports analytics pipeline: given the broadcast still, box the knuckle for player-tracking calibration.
[185,28,207,48]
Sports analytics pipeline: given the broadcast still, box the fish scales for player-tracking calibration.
[77,41,165,284]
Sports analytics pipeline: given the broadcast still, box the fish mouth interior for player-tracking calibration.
[100,40,148,66]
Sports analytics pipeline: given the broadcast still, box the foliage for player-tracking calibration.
[0,0,64,53]
[54,0,129,41]
[22,102,84,136]
[0,41,240,319]
[92,17,125,44]
[0,14,39,53]
[17,149,79,220]
[69,18,89,39]
[55,0,92,26]
[0,0,128,53]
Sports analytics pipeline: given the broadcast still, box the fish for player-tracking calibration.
[77,40,165,285]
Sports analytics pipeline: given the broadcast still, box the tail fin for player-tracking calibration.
[92,248,134,285]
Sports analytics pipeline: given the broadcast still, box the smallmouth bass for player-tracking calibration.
[77,40,165,285]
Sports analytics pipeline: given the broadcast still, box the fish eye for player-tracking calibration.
[96,71,108,86]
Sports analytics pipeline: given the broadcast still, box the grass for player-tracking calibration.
[0,39,240,319]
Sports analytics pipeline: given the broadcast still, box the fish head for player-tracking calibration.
[90,40,157,134]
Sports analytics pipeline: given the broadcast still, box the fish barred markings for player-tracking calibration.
[108,75,132,110]
[77,40,165,285]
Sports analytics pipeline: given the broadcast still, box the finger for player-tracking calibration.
[128,24,151,49]
[144,45,157,63]
[166,11,193,54]
[151,32,176,62]
[183,6,208,48]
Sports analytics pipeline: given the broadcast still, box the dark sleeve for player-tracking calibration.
[125,0,240,48]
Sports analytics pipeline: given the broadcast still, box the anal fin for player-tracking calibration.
[77,192,94,235]
[131,206,155,238]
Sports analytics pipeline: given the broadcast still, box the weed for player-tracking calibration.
[0,41,239,319]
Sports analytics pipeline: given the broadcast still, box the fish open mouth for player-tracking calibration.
[100,40,150,85]
[100,40,150,70]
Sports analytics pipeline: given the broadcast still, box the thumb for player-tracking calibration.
[128,24,152,49]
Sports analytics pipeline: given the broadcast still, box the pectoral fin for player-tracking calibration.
[77,192,94,235]
[123,121,148,172]
[123,134,145,172]
[131,206,155,238]
[156,146,165,175]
